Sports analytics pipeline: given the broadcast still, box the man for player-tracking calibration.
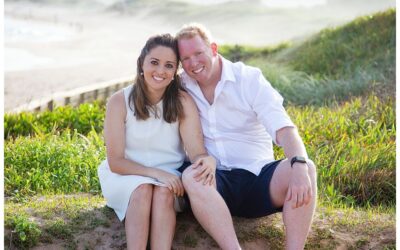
[176,23,317,250]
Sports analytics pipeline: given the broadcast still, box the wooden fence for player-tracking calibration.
[11,77,134,113]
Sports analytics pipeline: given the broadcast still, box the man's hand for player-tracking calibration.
[285,163,313,209]
[192,155,217,185]
[154,170,185,196]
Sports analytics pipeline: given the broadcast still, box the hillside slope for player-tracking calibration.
[220,9,396,105]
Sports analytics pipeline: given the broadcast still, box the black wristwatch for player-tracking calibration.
[290,156,307,168]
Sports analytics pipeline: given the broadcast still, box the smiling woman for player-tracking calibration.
[97,33,216,249]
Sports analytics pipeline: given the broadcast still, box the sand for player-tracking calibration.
[4,0,395,111]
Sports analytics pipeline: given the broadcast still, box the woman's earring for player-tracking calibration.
[140,72,144,76]
[172,77,174,80]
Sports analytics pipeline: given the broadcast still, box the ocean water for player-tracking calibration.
[177,0,242,5]
[186,0,326,7]
[262,0,327,8]
[5,47,56,72]
[5,17,75,43]
[5,16,75,71]
[95,0,327,8]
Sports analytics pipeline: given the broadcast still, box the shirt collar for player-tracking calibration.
[219,55,236,84]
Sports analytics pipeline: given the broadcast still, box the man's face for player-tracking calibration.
[178,35,216,85]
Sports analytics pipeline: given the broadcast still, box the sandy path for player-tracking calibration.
[4,0,395,111]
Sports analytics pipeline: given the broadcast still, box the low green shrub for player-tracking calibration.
[4,102,105,139]
[5,130,105,198]
[5,215,42,249]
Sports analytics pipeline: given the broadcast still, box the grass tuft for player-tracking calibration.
[5,215,42,249]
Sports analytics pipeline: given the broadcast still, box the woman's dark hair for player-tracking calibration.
[129,34,184,123]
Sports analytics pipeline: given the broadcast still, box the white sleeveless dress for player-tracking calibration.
[98,85,186,221]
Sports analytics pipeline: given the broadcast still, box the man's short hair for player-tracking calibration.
[176,23,213,46]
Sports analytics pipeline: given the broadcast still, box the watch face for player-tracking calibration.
[291,156,307,167]
[296,156,306,162]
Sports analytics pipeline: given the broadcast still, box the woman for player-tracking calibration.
[98,34,215,249]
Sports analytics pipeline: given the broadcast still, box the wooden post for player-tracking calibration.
[47,100,54,111]
[65,97,71,105]
[79,93,85,105]
[105,87,110,99]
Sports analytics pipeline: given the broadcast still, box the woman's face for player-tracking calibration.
[142,45,178,95]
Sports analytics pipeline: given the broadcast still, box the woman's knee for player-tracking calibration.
[152,186,174,206]
[131,184,153,204]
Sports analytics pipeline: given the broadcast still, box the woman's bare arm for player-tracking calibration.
[179,91,216,185]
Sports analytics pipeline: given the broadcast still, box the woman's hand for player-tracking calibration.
[192,155,216,186]
[154,169,185,197]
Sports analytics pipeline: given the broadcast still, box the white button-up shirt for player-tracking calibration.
[181,56,295,176]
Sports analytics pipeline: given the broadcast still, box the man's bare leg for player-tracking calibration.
[182,166,241,250]
[269,159,317,250]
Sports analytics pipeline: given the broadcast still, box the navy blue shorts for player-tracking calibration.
[178,160,283,218]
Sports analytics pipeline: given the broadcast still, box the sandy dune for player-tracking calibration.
[4,0,395,111]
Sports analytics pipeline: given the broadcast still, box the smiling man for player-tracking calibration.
[176,23,317,250]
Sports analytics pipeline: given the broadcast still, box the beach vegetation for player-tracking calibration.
[4,101,105,140]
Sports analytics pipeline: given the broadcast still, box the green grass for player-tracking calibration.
[219,42,290,62]
[245,58,388,105]
[287,95,395,207]
[5,131,105,199]
[4,195,109,249]
[182,233,198,248]
[288,9,395,79]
